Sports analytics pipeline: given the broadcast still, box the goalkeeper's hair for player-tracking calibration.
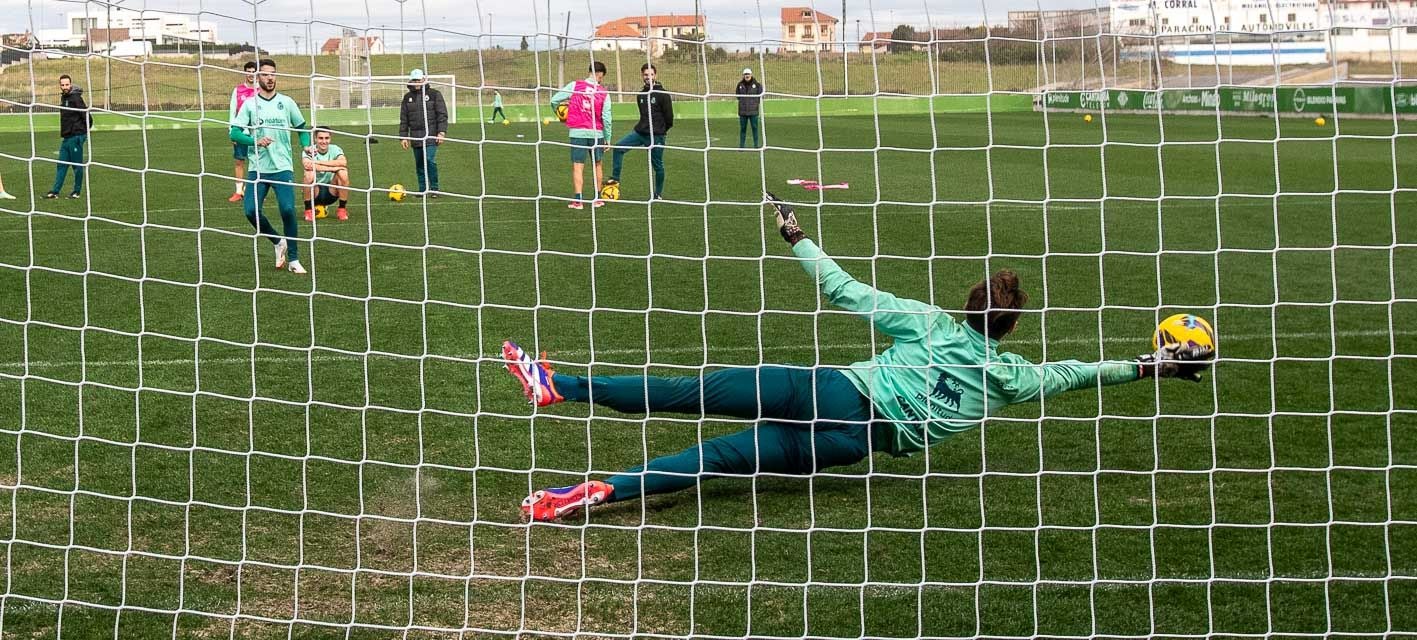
[965,270,1027,341]
[259,58,277,70]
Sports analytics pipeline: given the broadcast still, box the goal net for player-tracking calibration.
[0,1,1411,638]
[311,74,459,127]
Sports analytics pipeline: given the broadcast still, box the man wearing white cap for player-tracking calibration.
[398,68,449,196]
[735,68,764,148]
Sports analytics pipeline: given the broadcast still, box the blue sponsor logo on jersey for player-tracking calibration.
[895,395,922,422]
[929,373,965,412]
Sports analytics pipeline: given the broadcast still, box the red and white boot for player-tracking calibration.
[501,340,564,407]
[521,481,613,522]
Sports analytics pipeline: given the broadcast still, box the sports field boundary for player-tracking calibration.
[1040,85,1417,120]
[0,95,1035,133]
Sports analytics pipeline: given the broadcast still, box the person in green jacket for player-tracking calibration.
[503,194,1215,522]
[489,90,507,123]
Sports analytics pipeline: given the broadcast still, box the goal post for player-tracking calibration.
[310,74,458,127]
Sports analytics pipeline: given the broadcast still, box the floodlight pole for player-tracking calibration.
[104,0,127,111]
[396,0,409,74]
[842,0,848,95]
[558,12,570,87]
[546,0,553,89]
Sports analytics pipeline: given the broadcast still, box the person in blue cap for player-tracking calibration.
[398,69,449,197]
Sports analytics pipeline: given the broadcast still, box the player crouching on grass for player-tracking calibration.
[502,193,1216,522]
[550,61,612,209]
[303,127,350,221]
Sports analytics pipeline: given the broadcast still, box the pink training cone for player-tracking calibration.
[788,178,849,190]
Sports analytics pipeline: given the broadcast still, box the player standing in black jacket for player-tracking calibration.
[606,63,673,200]
[735,68,763,148]
[398,69,449,197]
[46,75,92,199]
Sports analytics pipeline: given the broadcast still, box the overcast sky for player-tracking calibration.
[6,0,1098,52]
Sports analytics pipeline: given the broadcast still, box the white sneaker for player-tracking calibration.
[0,192,15,200]
[287,260,307,275]
[274,239,288,270]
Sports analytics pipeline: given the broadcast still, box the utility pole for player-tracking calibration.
[546,0,553,91]
[614,43,624,102]
[842,0,848,94]
[104,0,129,111]
[558,12,570,88]
[1149,2,1162,89]
[395,0,408,74]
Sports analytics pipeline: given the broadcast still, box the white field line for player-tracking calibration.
[3,328,1408,370]
[0,197,1324,236]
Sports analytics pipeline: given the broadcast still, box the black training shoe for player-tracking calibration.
[43,192,58,199]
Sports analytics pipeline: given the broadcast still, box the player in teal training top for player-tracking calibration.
[302,127,350,222]
[229,58,311,275]
[502,194,1215,522]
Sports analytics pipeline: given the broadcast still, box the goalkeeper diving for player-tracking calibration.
[502,194,1214,521]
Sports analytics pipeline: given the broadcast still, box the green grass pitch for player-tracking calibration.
[0,110,1415,638]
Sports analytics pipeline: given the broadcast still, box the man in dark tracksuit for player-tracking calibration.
[47,74,92,199]
[398,68,449,196]
[607,63,674,200]
[736,68,764,148]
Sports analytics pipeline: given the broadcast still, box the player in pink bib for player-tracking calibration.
[227,61,258,203]
[550,62,613,209]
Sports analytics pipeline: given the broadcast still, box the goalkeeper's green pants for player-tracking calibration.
[555,366,889,502]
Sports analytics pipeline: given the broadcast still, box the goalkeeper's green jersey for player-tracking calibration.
[791,239,1141,456]
[232,92,306,174]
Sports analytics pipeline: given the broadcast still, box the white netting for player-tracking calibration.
[0,0,1411,638]
[311,74,458,126]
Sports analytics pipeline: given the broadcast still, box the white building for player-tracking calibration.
[779,6,838,53]
[320,36,386,55]
[1111,0,1326,65]
[35,28,80,48]
[41,9,218,49]
[1110,0,1417,64]
[1325,0,1417,61]
[591,15,705,57]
